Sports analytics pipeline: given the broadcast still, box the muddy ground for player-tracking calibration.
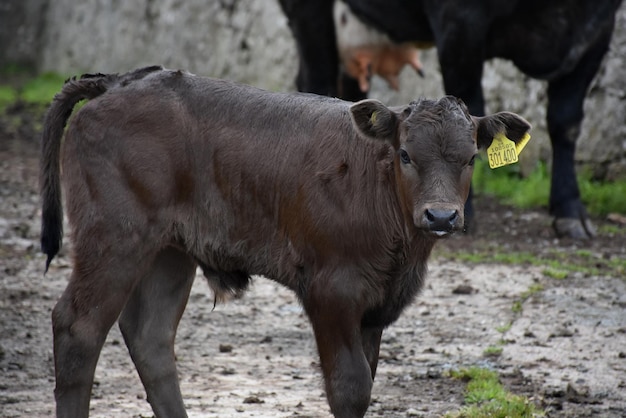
[1,104,625,417]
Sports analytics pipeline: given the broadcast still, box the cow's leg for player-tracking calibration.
[53,244,158,418]
[427,12,488,233]
[441,62,485,233]
[118,247,196,417]
[278,0,339,96]
[304,276,372,418]
[546,37,611,239]
[338,70,369,102]
[361,325,383,380]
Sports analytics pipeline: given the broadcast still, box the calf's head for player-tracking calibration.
[350,96,530,236]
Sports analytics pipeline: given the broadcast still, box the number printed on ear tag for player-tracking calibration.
[487,133,519,169]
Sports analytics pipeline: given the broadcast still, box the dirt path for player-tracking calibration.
[1,137,625,417]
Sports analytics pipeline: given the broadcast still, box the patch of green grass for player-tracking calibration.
[496,323,512,333]
[598,224,624,235]
[0,71,68,137]
[453,250,547,266]
[0,85,18,108]
[453,252,490,264]
[574,249,593,258]
[20,72,66,105]
[450,250,539,268]
[542,268,568,279]
[447,367,543,418]
[483,346,503,357]
[509,284,544,314]
[511,301,523,314]
[491,252,537,265]
[520,284,543,300]
[473,158,626,217]
[607,258,626,279]
[578,171,626,217]
[446,246,624,278]
[473,159,549,210]
[0,71,66,109]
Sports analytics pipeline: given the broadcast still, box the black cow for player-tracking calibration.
[279,0,623,238]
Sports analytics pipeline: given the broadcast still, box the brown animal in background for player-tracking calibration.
[333,0,425,92]
[40,65,530,418]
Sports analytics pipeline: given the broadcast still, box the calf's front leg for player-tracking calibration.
[304,277,374,418]
[361,325,383,380]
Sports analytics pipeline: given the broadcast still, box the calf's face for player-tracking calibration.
[350,96,531,236]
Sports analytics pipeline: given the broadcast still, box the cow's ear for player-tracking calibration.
[350,99,398,143]
[472,112,531,149]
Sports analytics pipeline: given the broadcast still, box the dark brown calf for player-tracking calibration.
[40,65,530,418]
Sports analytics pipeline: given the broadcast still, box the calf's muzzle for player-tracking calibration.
[423,208,461,236]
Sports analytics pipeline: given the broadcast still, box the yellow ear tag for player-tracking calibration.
[487,132,519,169]
[515,132,531,155]
[370,110,378,126]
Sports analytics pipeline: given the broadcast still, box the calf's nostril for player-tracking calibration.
[424,209,459,231]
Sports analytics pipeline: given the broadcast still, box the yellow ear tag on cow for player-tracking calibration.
[487,132,519,169]
[370,110,378,126]
[515,132,531,155]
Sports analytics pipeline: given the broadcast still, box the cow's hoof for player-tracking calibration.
[553,217,596,239]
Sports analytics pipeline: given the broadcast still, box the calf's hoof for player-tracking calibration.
[553,217,596,239]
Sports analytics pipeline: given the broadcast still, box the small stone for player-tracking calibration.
[243,395,264,404]
[452,284,475,295]
[219,343,233,353]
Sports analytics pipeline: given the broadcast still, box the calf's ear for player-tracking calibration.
[472,112,531,149]
[350,99,398,144]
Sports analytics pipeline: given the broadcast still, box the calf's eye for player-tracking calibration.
[399,149,411,164]
[468,154,477,167]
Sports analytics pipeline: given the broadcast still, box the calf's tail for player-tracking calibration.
[40,65,164,272]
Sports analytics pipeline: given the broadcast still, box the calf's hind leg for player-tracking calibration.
[52,245,158,418]
[119,247,196,418]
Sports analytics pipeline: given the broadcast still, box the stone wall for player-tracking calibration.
[0,0,48,71]
[39,0,297,92]
[3,0,624,179]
